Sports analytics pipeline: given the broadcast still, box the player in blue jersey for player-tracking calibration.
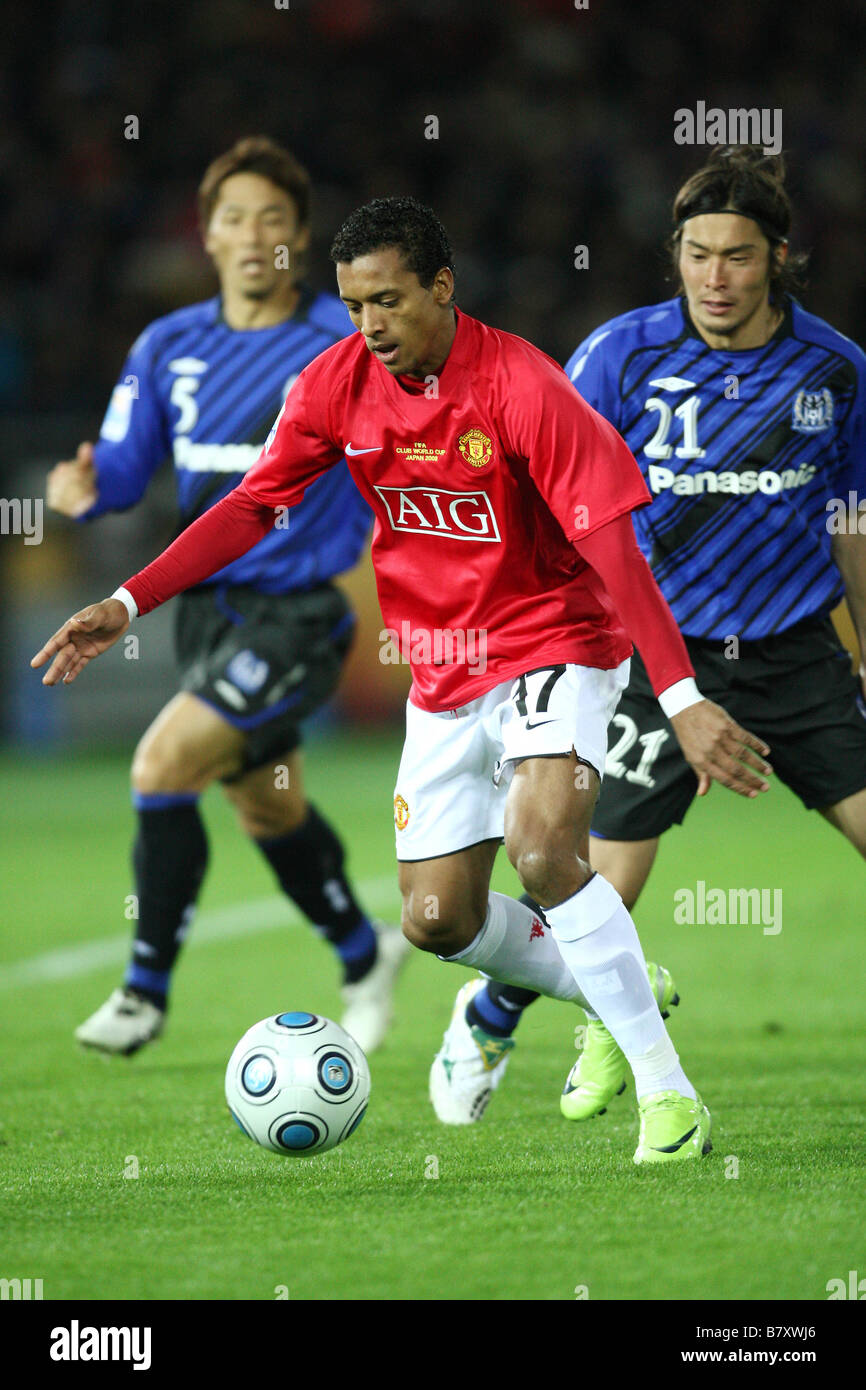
[432,147,866,1125]
[47,137,408,1056]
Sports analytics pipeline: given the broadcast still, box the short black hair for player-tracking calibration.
[329,196,454,292]
[198,135,310,230]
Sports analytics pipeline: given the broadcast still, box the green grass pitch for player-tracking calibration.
[1,732,863,1302]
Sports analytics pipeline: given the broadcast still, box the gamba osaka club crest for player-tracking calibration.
[214,649,271,711]
[225,649,270,694]
[457,427,493,468]
[792,388,834,433]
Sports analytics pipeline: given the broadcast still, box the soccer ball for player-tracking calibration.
[225,1012,370,1157]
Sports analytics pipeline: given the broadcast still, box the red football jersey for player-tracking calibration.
[240,309,652,711]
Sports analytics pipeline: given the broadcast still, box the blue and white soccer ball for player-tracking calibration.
[225,1012,370,1157]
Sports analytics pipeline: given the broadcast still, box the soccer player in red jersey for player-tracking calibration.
[32,198,772,1163]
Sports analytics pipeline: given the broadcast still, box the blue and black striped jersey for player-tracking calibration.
[565,296,866,639]
[85,287,371,593]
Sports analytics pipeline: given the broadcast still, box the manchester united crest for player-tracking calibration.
[394,794,410,831]
[457,427,493,469]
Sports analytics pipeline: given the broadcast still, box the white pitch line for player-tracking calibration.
[0,873,401,991]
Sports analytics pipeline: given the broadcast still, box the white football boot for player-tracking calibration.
[340,924,411,1054]
[75,987,165,1056]
[429,977,515,1124]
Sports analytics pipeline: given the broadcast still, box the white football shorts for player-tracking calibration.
[393,660,630,860]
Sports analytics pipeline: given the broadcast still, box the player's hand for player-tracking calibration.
[46,442,98,517]
[670,698,772,799]
[31,599,130,686]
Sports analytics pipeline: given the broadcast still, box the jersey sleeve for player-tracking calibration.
[575,513,695,697]
[509,360,650,543]
[564,327,622,426]
[239,360,344,511]
[123,488,274,616]
[82,328,171,520]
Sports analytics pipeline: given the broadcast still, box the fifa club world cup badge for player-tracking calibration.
[457,427,493,468]
[394,794,410,831]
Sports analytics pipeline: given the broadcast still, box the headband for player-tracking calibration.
[676,206,788,245]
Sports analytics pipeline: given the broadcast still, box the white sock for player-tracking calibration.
[442,892,589,1006]
[545,875,695,1101]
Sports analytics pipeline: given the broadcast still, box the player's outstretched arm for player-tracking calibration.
[33,383,340,689]
[32,485,276,689]
[31,599,130,686]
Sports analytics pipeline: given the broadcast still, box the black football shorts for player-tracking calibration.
[174,582,356,782]
[592,613,866,840]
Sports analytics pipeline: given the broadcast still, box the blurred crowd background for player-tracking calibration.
[3,0,865,747]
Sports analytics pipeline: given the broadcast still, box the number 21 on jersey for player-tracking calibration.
[643,394,705,460]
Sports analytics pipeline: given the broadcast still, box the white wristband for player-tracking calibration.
[658,676,703,719]
[111,586,139,621]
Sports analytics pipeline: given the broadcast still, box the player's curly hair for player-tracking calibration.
[198,136,311,229]
[668,146,809,298]
[329,197,455,295]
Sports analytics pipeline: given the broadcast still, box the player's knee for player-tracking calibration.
[131,738,208,796]
[400,890,476,956]
[507,826,590,904]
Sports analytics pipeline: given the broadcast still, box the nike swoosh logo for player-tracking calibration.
[651,1124,698,1153]
[345,443,380,455]
[525,718,558,730]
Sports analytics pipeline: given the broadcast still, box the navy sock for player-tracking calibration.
[256,804,376,984]
[125,793,209,1008]
[331,917,379,982]
[467,985,519,1037]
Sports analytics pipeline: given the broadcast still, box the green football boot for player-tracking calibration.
[633,1090,712,1164]
[560,961,679,1121]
